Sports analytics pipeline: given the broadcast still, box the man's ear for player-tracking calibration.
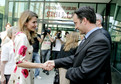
[99,20,102,24]
[83,18,88,25]
[97,20,102,25]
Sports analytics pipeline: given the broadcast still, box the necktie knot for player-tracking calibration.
[77,36,86,51]
[80,36,86,45]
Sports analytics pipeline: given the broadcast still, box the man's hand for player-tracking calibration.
[44,60,55,71]
[41,63,48,69]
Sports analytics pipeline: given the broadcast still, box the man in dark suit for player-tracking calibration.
[44,6,111,84]
[96,13,112,44]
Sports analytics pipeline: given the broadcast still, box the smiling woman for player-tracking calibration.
[8,11,47,84]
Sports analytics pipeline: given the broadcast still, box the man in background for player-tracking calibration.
[96,13,112,44]
[32,29,42,79]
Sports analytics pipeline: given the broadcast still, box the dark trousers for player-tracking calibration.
[52,51,60,59]
[5,74,11,84]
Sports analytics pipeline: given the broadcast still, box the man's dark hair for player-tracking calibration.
[74,6,96,24]
[57,30,61,33]
[65,31,69,35]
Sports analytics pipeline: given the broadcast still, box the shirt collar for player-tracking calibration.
[85,27,99,39]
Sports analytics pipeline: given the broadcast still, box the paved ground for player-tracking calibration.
[35,69,55,84]
[0,69,55,84]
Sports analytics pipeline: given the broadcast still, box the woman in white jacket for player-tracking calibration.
[1,26,17,84]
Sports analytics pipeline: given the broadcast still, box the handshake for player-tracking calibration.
[41,60,55,71]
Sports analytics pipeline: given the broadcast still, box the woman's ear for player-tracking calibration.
[24,22,28,26]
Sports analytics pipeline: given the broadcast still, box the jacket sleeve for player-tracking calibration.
[54,55,74,68]
[66,38,111,82]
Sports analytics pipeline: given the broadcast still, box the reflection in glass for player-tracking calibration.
[8,2,13,23]
[44,3,78,20]
[37,23,42,33]
[97,4,106,14]
[15,2,28,18]
[14,22,18,26]
[79,3,96,12]
[30,2,43,19]
[115,43,121,72]
[13,0,28,1]
[30,0,44,1]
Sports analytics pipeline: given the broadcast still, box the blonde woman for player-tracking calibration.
[57,32,79,84]
[1,26,17,84]
[9,11,46,84]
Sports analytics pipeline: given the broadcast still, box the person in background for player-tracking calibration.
[96,13,112,44]
[0,47,1,73]
[52,30,64,60]
[0,23,11,46]
[41,27,54,75]
[44,6,111,84]
[63,31,69,42]
[1,26,17,84]
[57,32,79,84]
[95,13,103,28]
[78,33,84,45]
[8,10,46,84]
[32,30,42,79]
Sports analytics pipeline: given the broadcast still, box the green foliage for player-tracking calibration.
[0,6,5,14]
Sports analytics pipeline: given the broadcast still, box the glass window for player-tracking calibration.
[30,2,43,19]
[0,14,3,31]
[0,0,5,6]
[79,3,96,12]
[8,2,13,24]
[97,4,106,14]
[45,0,58,1]
[44,3,78,20]
[38,23,43,33]
[115,6,121,22]
[110,20,121,42]
[31,0,44,1]
[115,43,121,72]
[14,21,18,26]
[58,25,75,31]
[14,2,29,18]
[110,4,116,16]
[15,0,28,1]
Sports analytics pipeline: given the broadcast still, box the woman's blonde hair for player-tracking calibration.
[63,32,79,51]
[7,26,18,39]
[18,10,38,44]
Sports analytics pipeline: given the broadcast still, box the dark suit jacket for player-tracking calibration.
[100,28,112,45]
[55,29,111,84]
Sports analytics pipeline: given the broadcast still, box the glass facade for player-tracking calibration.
[6,0,110,33]
[109,2,121,74]
[8,2,13,24]
[15,2,29,18]
[30,2,44,19]
[0,0,5,31]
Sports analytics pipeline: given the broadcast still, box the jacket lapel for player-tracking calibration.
[75,29,101,55]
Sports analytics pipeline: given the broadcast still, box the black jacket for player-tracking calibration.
[57,44,77,69]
